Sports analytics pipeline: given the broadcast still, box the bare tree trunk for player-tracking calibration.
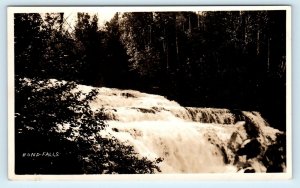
[163,27,169,71]
[59,13,64,31]
[256,28,260,55]
[175,16,179,64]
[188,15,192,34]
[197,12,200,28]
[149,25,152,45]
[267,37,270,72]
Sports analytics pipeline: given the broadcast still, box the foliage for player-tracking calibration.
[14,13,44,77]
[74,13,106,85]
[263,133,286,172]
[15,77,161,174]
[101,13,133,88]
[118,11,286,130]
[14,10,287,131]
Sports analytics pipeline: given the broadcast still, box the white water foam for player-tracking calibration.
[74,84,283,173]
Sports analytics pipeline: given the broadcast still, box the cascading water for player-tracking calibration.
[75,84,285,173]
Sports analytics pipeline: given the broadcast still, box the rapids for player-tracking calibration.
[75,85,284,173]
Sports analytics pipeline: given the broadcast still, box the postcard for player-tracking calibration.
[7,6,292,180]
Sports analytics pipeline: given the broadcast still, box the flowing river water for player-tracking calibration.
[75,84,284,173]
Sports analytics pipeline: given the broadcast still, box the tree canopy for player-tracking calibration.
[14,10,287,131]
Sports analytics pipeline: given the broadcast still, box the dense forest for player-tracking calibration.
[14,11,286,130]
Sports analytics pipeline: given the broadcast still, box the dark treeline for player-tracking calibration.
[14,11,286,130]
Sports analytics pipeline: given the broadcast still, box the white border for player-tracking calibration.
[7,6,292,181]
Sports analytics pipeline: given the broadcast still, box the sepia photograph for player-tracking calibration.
[7,6,291,180]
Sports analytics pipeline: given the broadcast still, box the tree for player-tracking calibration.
[40,13,79,80]
[14,11,287,131]
[74,13,105,86]
[103,13,132,88]
[119,12,161,83]
[14,13,44,77]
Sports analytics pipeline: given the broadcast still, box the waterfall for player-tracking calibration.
[75,85,284,173]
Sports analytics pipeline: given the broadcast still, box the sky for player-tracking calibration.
[63,11,116,29]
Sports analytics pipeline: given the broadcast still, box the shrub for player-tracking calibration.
[15,77,161,174]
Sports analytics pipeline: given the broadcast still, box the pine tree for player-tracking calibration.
[14,13,44,77]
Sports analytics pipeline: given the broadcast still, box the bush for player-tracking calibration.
[15,77,161,174]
